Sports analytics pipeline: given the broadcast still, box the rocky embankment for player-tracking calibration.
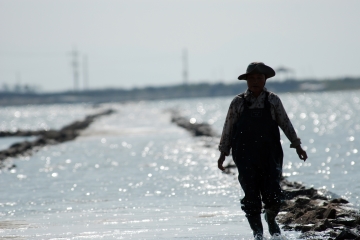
[0,109,115,169]
[170,110,216,137]
[279,178,360,239]
[170,110,360,239]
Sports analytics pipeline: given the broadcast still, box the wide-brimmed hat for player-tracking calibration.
[238,62,276,80]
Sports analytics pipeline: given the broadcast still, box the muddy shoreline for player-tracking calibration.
[170,110,360,239]
[0,109,115,169]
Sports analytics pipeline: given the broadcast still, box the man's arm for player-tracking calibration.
[272,95,308,161]
[217,97,242,171]
[217,152,226,171]
[218,97,241,156]
[296,145,308,161]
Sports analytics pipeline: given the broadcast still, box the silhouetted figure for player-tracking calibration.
[217,62,308,239]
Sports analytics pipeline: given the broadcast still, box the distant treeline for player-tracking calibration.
[1,77,360,106]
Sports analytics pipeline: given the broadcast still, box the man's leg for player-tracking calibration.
[237,163,263,237]
[259,153,283,236]
[246,214,263,239]
[264,204,281,236]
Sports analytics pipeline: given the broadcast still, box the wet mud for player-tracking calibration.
[0,109,115,169]
[170,110,360,239]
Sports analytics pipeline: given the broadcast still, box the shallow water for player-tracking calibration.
[0,90,359,239]
[159,90,360,206]
[0,136,37,151]
[0,104,257,239]
[0,103,94,132]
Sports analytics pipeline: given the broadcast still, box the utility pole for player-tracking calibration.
[15,71,21,93]
[71,47,80,91]
[83,54,89,90]
[182,48,188,84]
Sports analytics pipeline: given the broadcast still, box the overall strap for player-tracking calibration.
[264,91,271,110]
[237,93,249,109]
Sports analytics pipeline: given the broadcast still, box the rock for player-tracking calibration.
[283,188,317,200]
[330,198,349,204]
[295,196,311,205]
[281,225,293,231]
[332,217,356,227]
[9,142,22,148]
[35,138,47,145]
[323,207,337,219]
[0,109,115,167]
[315,208,327,219]
[170,111,216,137]
[42,130,61,139]
[311,194,329,200]
[0,130,45,137]
[277,180,360,238]
[299,231,322,238]
[329,230,339,238]
[335,229,359,240]
[21,141,33,150]
[298,224,313,232]
[312,219,333,231]
[295,211,305,219]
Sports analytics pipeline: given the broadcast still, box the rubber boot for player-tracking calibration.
[264,209,281,236]
[246,214,263,239]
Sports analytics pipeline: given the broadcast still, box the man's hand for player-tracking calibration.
[218,152,226,171]
[296,145,308,161]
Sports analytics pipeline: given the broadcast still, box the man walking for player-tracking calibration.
[217,62,307,239]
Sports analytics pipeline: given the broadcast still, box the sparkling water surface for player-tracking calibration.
[164,90,360,204]
[0,90,359,239]
[0,103,94,131]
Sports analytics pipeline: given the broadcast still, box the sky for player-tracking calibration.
[1,0,360,92]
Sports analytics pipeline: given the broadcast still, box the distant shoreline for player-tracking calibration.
[1,77,360,106]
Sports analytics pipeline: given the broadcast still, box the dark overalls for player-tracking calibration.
[231,92,283,217]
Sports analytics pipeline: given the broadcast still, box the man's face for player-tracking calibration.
[246,73,266,95]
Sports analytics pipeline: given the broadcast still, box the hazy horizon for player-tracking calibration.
[1,0,360,92]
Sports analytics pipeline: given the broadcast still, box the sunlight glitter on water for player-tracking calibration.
[0,103,265,239]
[1,90,359,238]
[0,103,94,131]
[157,90,360,207]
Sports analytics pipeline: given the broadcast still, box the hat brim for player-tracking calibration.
[238,64,276,80]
